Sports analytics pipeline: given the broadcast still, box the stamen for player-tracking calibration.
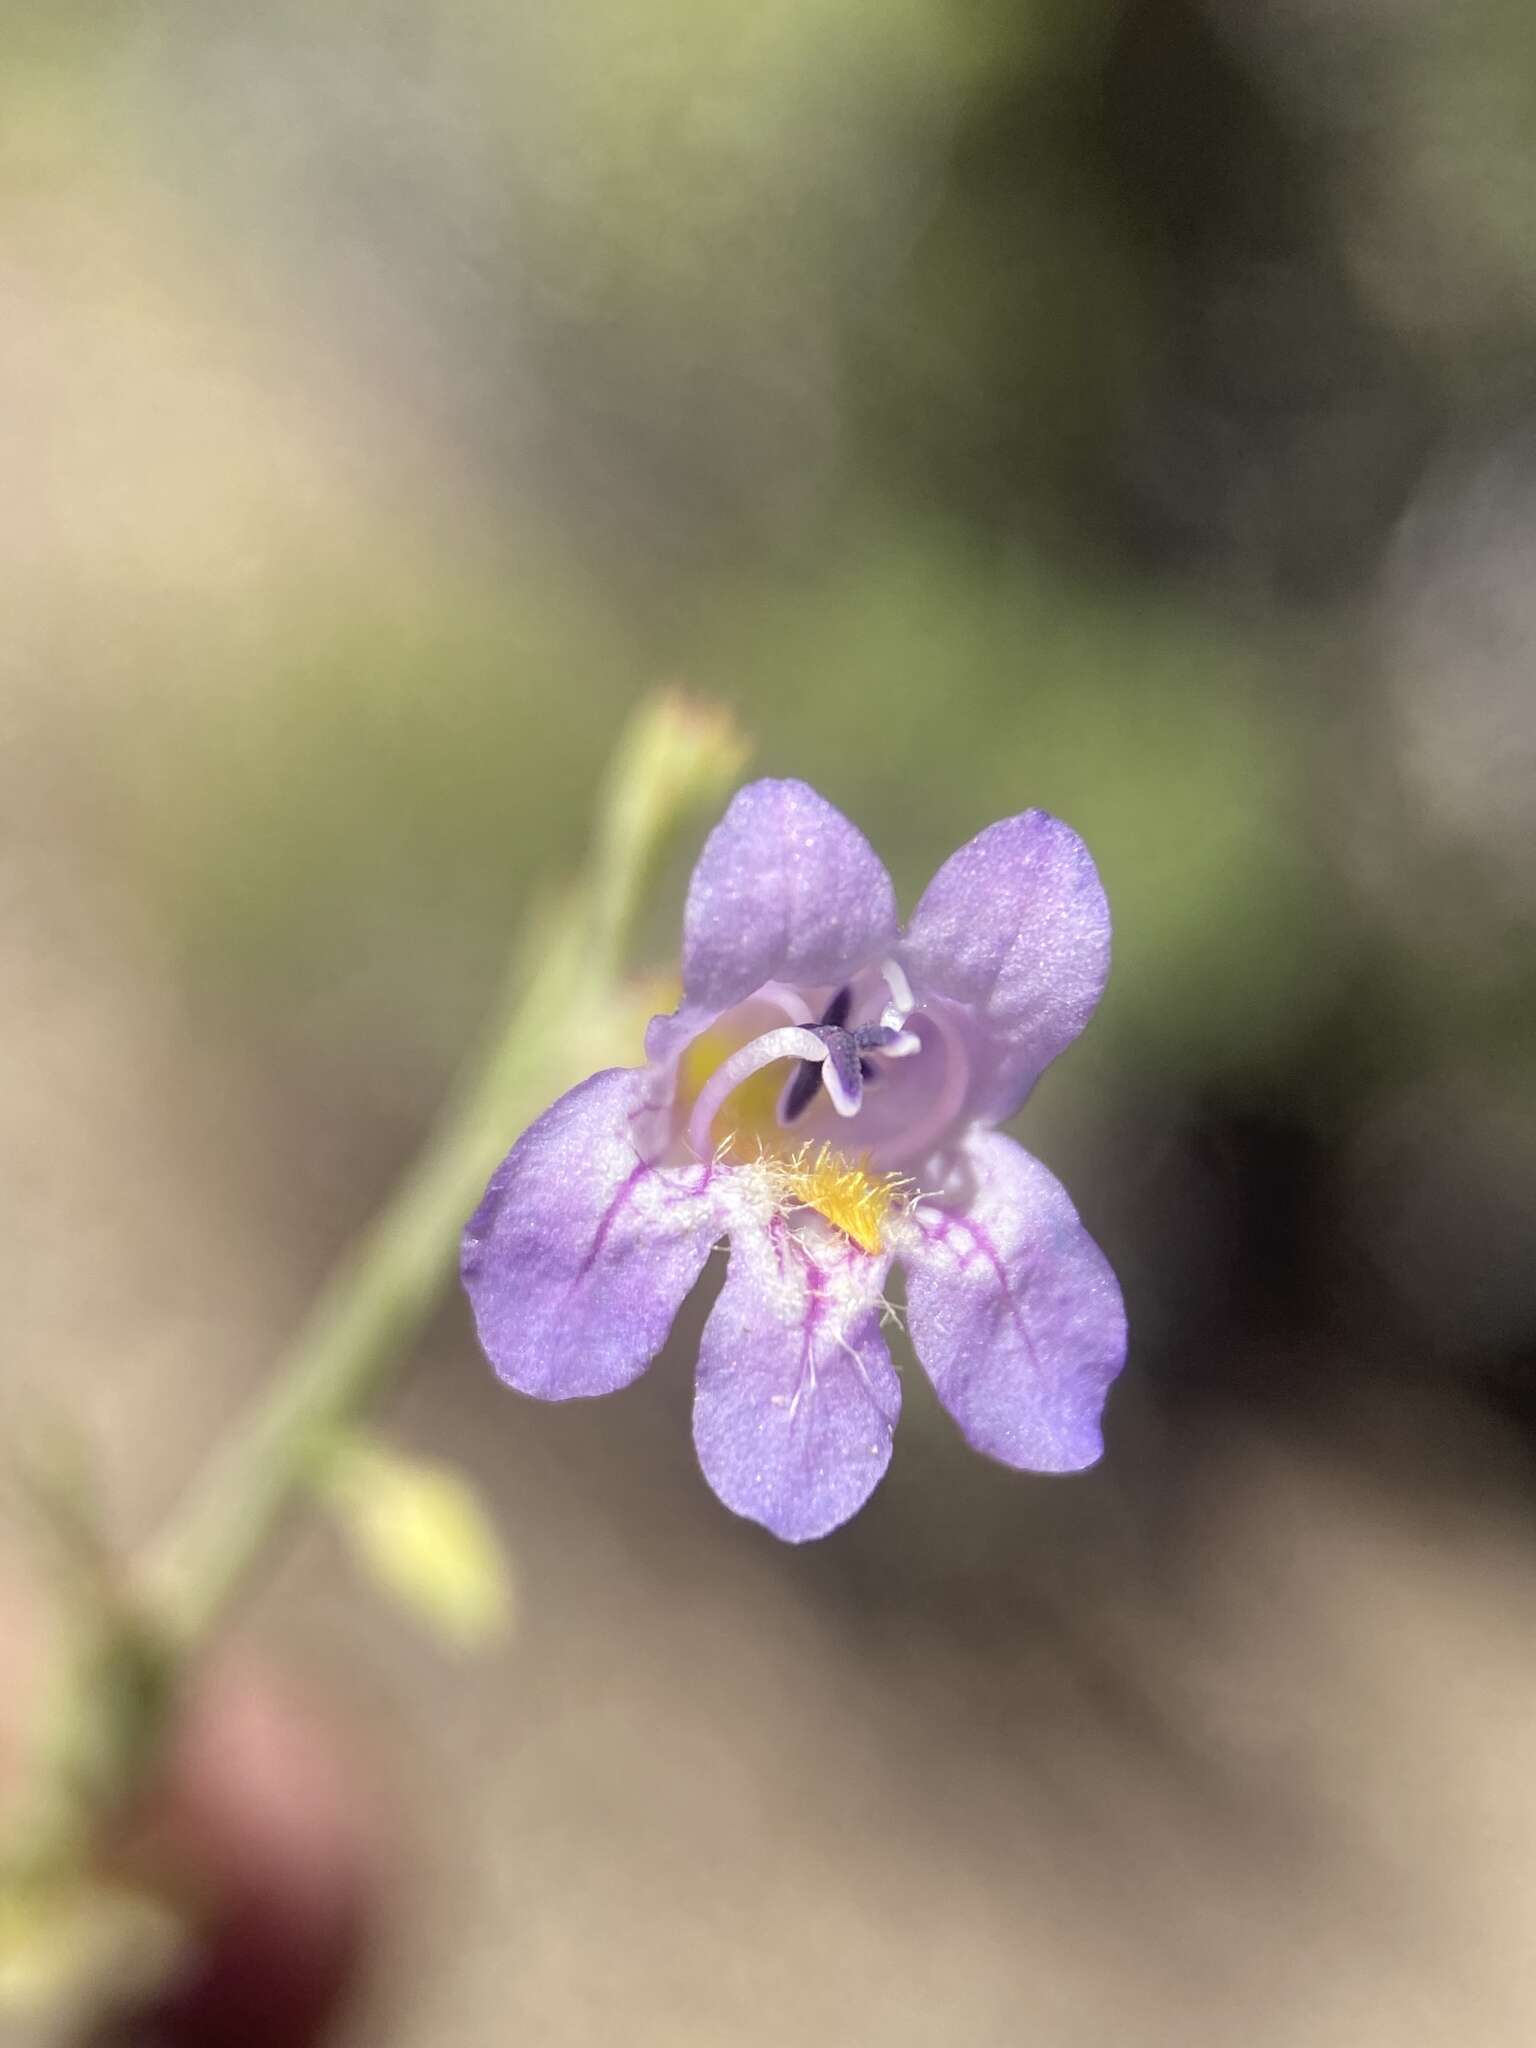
[817,1029,864,1116]
[686,1025,832,1157]
[778,1055,825,1127]
[778,984,865,1126]
[852,1020,922,1060]
[820,983,854,1030]
[879,957,915,1033]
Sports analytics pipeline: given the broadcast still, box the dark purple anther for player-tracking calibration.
[778,984,916,1124]
[821,983,854,1030]
[781,989,922,1124]
[781,986,855,1122]
[816,1027,865,1115]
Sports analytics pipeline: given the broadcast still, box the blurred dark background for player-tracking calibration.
[4,2,1535,2041]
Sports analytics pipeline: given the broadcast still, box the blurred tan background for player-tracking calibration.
[4,1,1536,2041]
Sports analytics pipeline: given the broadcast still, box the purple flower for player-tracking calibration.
[462,780,1126,1542]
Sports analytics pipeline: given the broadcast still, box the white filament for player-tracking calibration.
[686,1026,830,1158]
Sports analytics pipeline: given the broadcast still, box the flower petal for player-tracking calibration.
[901,810,1110,1118]
[680,778,899,1018]
[693,1217,899,1541]
[461,1068,721,1400]
[902,1131,1125,1472]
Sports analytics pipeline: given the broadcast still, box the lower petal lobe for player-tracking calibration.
[902,1131,1125,1472]
[461,1068,721,1400]
[693,1216,898,1541]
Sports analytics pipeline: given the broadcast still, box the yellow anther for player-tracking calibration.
[769,1142,909,1256]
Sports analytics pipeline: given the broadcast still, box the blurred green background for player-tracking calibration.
[4,1,1535,2042]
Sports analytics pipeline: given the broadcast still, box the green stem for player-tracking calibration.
[145,908,589,1646]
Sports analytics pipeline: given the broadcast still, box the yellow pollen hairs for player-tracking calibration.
[765,1141,911,1256]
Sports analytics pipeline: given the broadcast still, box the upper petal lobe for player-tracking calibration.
[679,779,899,1019]
[901,810,1110,1119]
[901,1130,1125,1473]
[461,1067,721,1400]
[693,1215,899,1542]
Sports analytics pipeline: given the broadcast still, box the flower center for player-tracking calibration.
[777,978,919,1125]
[683,969,920,1163]
[659,959,968,1255]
